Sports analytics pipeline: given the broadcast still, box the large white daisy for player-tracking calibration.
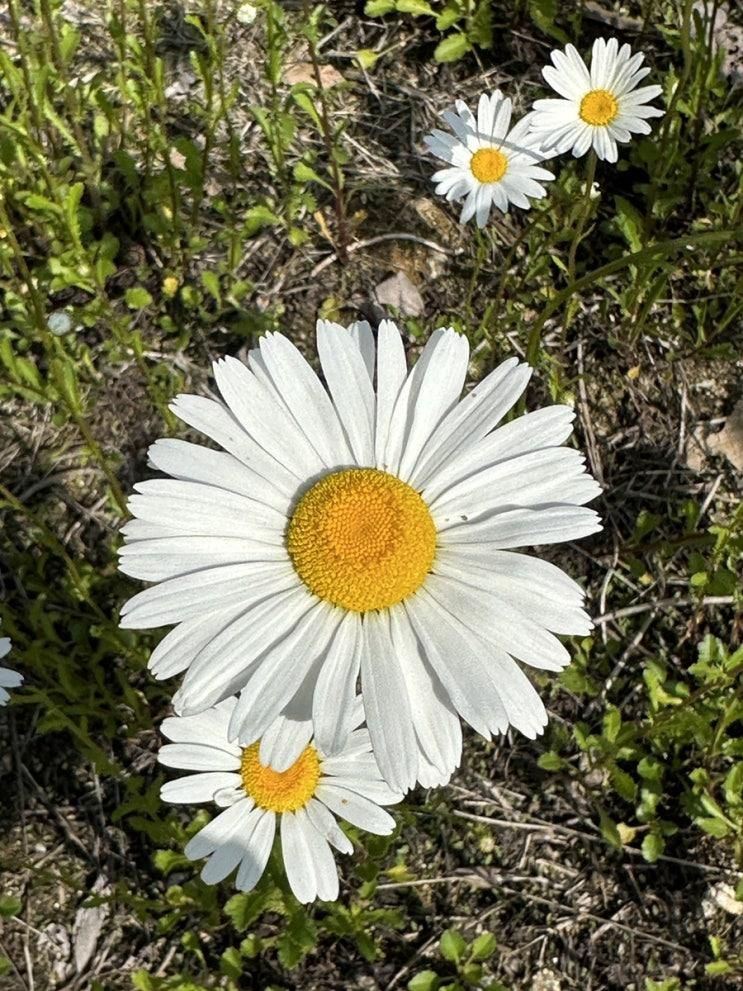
[423,90,554,227]
[158,696,402,903]
[529,37,664,163]
[120,319,601,792]
[0,636,22,707]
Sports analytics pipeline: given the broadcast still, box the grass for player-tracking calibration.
[1,0,742,988]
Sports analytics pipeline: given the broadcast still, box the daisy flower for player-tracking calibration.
[120,319,601,792]
[0,636,22,707]
[423,90,554,227]
[529,37,664,163]
[158,696,402,902]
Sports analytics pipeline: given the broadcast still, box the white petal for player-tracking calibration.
[281,810,318,903]
[382,328,449,475]
[348,320,376,381]
[438,504,603,548]
[315,784,396,835]
[434,559,592,636]
[120,561,296,629]
[185,799,255,861]
[148,438,292,514]
[174,586,315,714]
[258,711,314,773]
[119,535,286,583]
[258,333,352,468]
[297,808,339,901]
[305,797,353,854]
[405,591,507,737]
[236,810,276,891]
[317,321,376,466]
[421,405,575,502]
[424,573,570,672]
[158,742,240,772]
[160,697,239,746]
[374,320,407,466]
[128,479,286,540]
[396,328,470,482]
[388,607,462,783]
[360,611,418,793]
[410,359,531,489]
[312,612,362,758]
[170,394,298,496]
[161,772,241,804]
[213,356,326,479]
[431,449,601,523]
[230,603,341,745]
[147,605,248,680]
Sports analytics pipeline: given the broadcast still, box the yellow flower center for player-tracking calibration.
[286,467,436,613]
[470,147,508,184]
[579,89,619,126]
[240,741,320,813]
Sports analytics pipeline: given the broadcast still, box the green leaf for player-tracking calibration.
[433,33,471,63]
[397,0,435,14]
[408,971,440,991]
[201,271,221,304]
[610,767,637,803]
[0,895,21,917]
[440,928,466,963]
[293,161,332,191]
[537,751,564,771]
[220,946,243,978]
[125,287,154,309]
[723,762,743,807]
[470,932,497,961]
[614,196,645,253]
[603,706,621,744]
[696,816,730,838]
[641,832,664,863]
[599,810,622,850]
[528,0,569,42]
[355,48,380,70]
[364,0,395,14]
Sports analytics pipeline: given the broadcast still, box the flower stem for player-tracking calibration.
[567,150,598,283]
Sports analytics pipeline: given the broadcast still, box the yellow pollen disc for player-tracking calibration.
[579,88,619,126]
[470,147,508,184]
[240,742,320,813]
[286,467,436,613]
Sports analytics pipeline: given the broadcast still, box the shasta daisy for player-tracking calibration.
[120,319,601,792]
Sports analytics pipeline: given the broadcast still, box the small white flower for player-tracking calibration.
[424,91,555,227]
[0,636,22,707]
[530,37,664,163]
[159,697,403,903]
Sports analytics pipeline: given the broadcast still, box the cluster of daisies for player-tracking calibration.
[1,36,657,907]
[119,313,602,903]
[425,37,664,227]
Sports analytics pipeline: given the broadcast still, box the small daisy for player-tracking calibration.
[0,636,22,707]
[120,320,601,793]
[424,90,555,227]
[530,37,664,163]
[159,696,402,903]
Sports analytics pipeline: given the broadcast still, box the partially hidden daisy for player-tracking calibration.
[424,90,554,227]
[529,37,664,163]
[158,696,402,902]
[0,635,22,707]
[119,319,601,793]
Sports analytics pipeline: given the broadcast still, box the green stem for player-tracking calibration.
[526,228,741,366]
[567,150,597,282]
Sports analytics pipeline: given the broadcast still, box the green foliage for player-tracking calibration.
[407,927,506,990]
